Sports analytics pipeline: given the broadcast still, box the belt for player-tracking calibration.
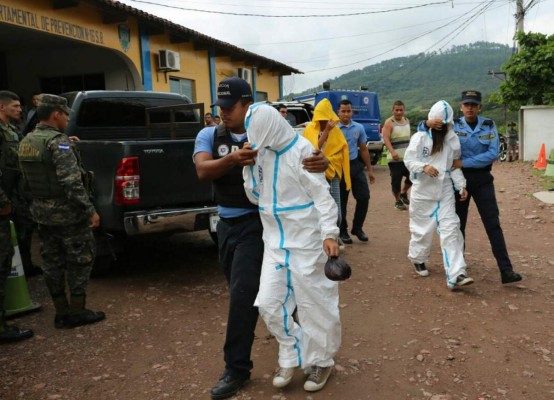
[219,212,260,225]
[462,165,492,173]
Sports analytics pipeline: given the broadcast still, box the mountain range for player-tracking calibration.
[287,42,518,130]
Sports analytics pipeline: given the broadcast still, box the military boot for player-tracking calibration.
[63,294,105,328]
[0,310,33,343]
[52,294,70,329]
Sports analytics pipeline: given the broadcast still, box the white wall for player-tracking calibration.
[520,106,554,161]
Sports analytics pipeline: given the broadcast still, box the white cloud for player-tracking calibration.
[118,0,554,94]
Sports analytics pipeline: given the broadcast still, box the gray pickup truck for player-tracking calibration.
[62,91,217,274]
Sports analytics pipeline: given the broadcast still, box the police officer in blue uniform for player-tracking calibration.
[425,90,522,284]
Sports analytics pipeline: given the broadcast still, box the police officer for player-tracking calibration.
[425,90,522,284]
[18,94,105,329]
[0,90,33,342]
[194,77,328,399]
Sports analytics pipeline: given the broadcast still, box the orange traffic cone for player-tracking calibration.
[534,143,547,170]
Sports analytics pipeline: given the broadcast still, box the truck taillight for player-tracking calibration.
[115,157,140,205]
[379,123,382,138]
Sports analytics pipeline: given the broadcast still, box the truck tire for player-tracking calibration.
[91,254,115,277]
[209,230,218,245]
[370,152,381,165]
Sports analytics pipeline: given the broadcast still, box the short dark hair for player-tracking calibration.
[0,90,20,104]
[392,100,405,108]
[278,104,287,110]
[205,112,212,117]
[338,99,352,107]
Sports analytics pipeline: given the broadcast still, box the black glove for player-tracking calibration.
[324,256,351,281]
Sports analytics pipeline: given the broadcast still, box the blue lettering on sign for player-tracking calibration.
[0,4,105,45]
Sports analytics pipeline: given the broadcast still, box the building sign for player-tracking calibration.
[0,3,105,45]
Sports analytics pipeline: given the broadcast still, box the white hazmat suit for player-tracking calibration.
[243,104,341,370]
[404,101,468,288]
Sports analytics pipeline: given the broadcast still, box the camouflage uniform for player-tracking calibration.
[19,123,96,299]
[0,120,18,312]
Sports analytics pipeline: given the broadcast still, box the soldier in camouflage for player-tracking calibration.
[0,90,34,342]
[18,94,105,329]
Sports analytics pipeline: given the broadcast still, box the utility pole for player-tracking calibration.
[515,0,539,52]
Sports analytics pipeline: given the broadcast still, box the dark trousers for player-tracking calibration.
[388,161,412,195]
[340,158,370,233]
[455,170,513,273]
[217,213,264,378]
[0,217,14,312]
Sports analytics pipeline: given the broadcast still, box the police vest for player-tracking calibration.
[0,122,20,195]
[18,128,66,198]
[212,124,257,209]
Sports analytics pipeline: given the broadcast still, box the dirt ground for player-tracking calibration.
[1,161,553,400]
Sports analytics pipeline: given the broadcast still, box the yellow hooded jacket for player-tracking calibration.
[303,98,351,190]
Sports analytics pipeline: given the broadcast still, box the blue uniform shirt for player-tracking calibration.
[417,117,499,169]
[193,126,257,218]
[454,116,499,169]
[338,120,367,160]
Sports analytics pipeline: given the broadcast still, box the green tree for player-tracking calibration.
[494,32,554,110]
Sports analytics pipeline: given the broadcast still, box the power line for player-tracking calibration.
[297,0,504,73]
[128,0,455,18]
[237,13,464,46]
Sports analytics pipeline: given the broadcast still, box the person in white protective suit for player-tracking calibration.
[403,100,474,290]
[243,104,342,392]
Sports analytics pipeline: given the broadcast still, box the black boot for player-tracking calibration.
[52,294,70,329]
[0,311,33,343]
[63,295,105,328]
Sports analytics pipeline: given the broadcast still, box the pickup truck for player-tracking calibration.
[293,88,383,164]
[62,91,217,274]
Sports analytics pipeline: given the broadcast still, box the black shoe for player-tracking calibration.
[210,373,249,400]
[413,263,429,277]
[351,229,368,242]
[501,271,523,284]
[400,192,410,205]
[0,325,34,343]
[339,232,353,245]
[61,309,106,329]
[448,274,474,290]
[54,314,67,329]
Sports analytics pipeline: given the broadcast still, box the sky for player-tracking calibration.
[117,0,554,94]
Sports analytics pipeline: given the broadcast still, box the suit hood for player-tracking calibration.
[245,104,296,151]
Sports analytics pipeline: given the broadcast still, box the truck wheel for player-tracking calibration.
[370,152,380,165]
[209,230,218,245]
[91,255,115,278]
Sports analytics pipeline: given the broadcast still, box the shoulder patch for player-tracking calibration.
[453,118,461,123]
[482,119,494,127]
[58,143,70,152]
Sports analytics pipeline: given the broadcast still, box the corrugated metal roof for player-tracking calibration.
[92,0,301,74]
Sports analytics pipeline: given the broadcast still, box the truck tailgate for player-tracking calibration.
[137,139,211,207]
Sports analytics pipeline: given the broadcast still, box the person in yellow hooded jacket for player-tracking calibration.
[303,99,351,232]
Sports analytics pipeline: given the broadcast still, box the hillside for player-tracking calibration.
[288,42,518,131]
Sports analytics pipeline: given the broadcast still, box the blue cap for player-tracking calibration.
[211,77,253,108]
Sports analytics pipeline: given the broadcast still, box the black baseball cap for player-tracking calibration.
[460,90,482,105]
[211,77,253,108]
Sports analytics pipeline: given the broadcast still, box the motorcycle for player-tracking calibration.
[498,135,508,162]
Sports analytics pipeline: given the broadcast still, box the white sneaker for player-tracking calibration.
[304,366,332,392]
[338,237,345,251]
[273,367,295,388]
